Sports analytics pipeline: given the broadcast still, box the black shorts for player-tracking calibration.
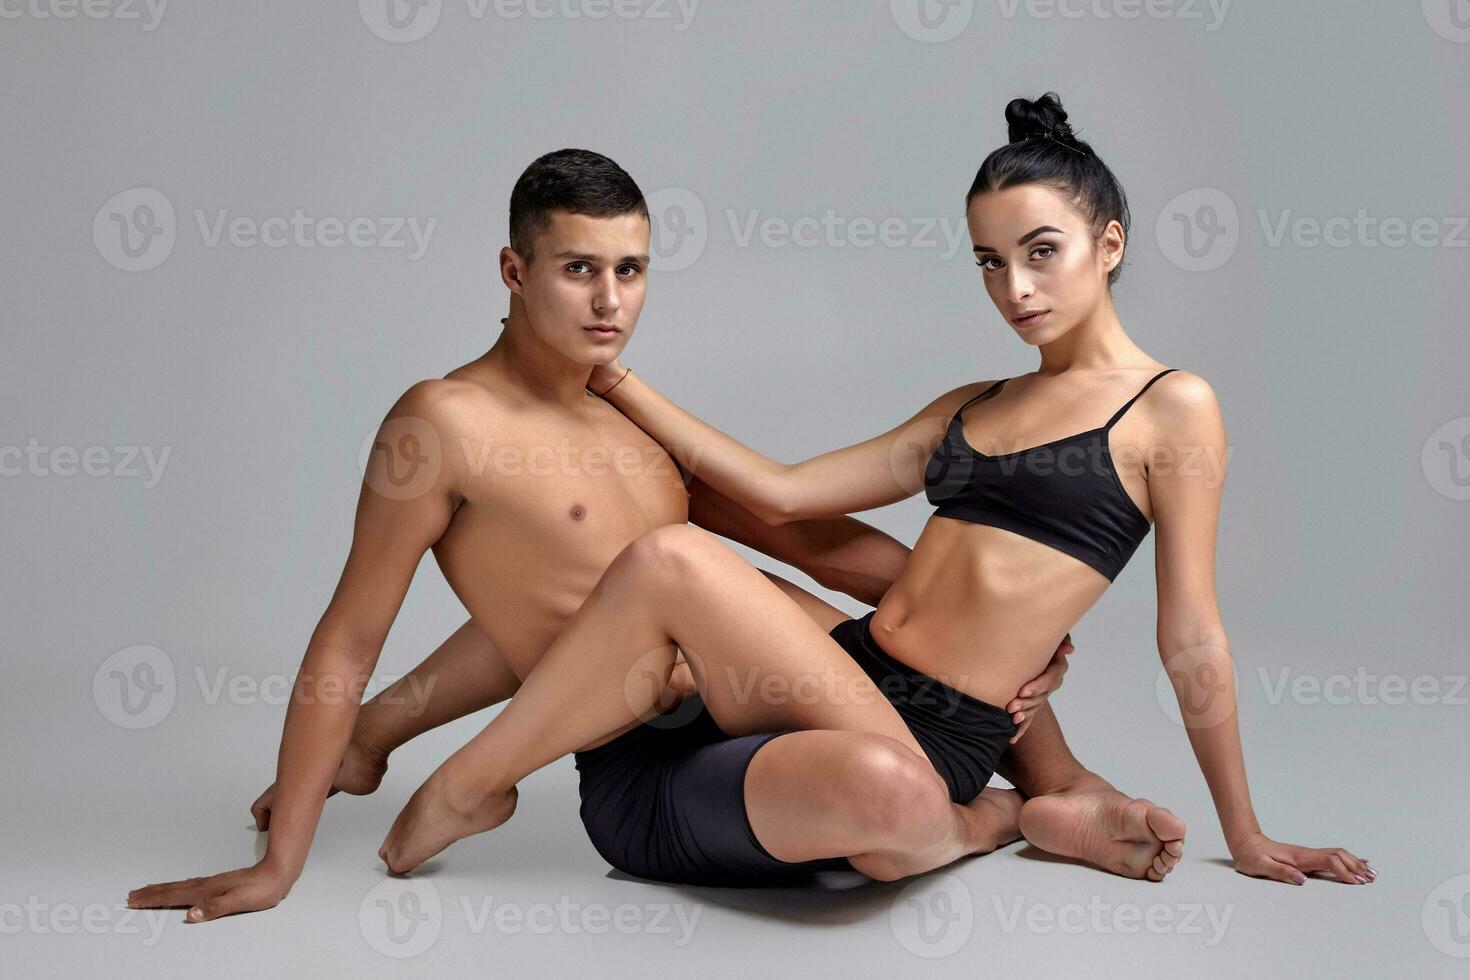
[572,610,1018,886]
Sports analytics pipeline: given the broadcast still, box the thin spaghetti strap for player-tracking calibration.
[953,378,1008,420]
[1104,368,1178,429]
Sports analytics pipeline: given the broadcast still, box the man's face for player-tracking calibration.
[504,209,650,364]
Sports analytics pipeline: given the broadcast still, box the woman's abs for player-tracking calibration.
[869,516,1111,706]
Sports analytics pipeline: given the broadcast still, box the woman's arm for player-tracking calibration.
[1150,372,1374,886]
[591,359,987,524]
[686,475,911,605]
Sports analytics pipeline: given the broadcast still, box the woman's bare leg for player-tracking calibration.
[377,524,1017,874]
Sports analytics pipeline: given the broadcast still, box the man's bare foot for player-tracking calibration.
[963,786,1026,854]
[251,738,390,831]
[1018,790,1186,881]
[378,774,518,875]
[335,737,392,795]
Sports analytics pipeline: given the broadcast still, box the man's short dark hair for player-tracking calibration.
[508,149,648,262]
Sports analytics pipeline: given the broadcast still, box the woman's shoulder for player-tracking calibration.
[1145,367,1225,441]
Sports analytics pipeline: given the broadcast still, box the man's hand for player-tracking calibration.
[127,861,294,923]
[1230,832,1376,886]
[587,357,628,397]
[1005,632,1075,743]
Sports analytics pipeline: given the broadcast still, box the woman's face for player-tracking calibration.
[965,183,1123,346]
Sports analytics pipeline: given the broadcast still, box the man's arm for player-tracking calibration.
[128,381,471,921]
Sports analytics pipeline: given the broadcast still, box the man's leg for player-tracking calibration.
[996,702,1187,881]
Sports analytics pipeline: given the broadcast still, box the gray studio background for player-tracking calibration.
[3,2,1467,976]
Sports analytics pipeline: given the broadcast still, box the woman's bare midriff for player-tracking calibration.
[870,514,1114,707]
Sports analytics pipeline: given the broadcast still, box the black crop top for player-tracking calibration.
[923,369,1178,582]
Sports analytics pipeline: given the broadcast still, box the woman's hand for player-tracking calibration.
[1005,632,1074,743]
[587,357,629,397]
[127,861,295,922]
[1230,832,1376,885]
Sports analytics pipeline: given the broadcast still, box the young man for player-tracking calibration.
[128,150,1181,922]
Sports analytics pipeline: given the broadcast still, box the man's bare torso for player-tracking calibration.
[419,359,690,677]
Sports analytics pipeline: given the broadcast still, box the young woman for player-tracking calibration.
[379,94,1373,889]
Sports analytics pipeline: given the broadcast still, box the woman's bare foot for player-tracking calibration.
[250,737,390,831]
[377,774,518,875]
[1018,791,1186,880]
[963,786,1026,854]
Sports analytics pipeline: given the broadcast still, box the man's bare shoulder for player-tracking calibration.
[387,373,510,433]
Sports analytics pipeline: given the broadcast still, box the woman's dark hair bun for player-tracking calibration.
[1005,91,1075,144]
[970,90,1130,286]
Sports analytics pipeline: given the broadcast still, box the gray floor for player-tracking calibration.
[10,625,1464,979]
